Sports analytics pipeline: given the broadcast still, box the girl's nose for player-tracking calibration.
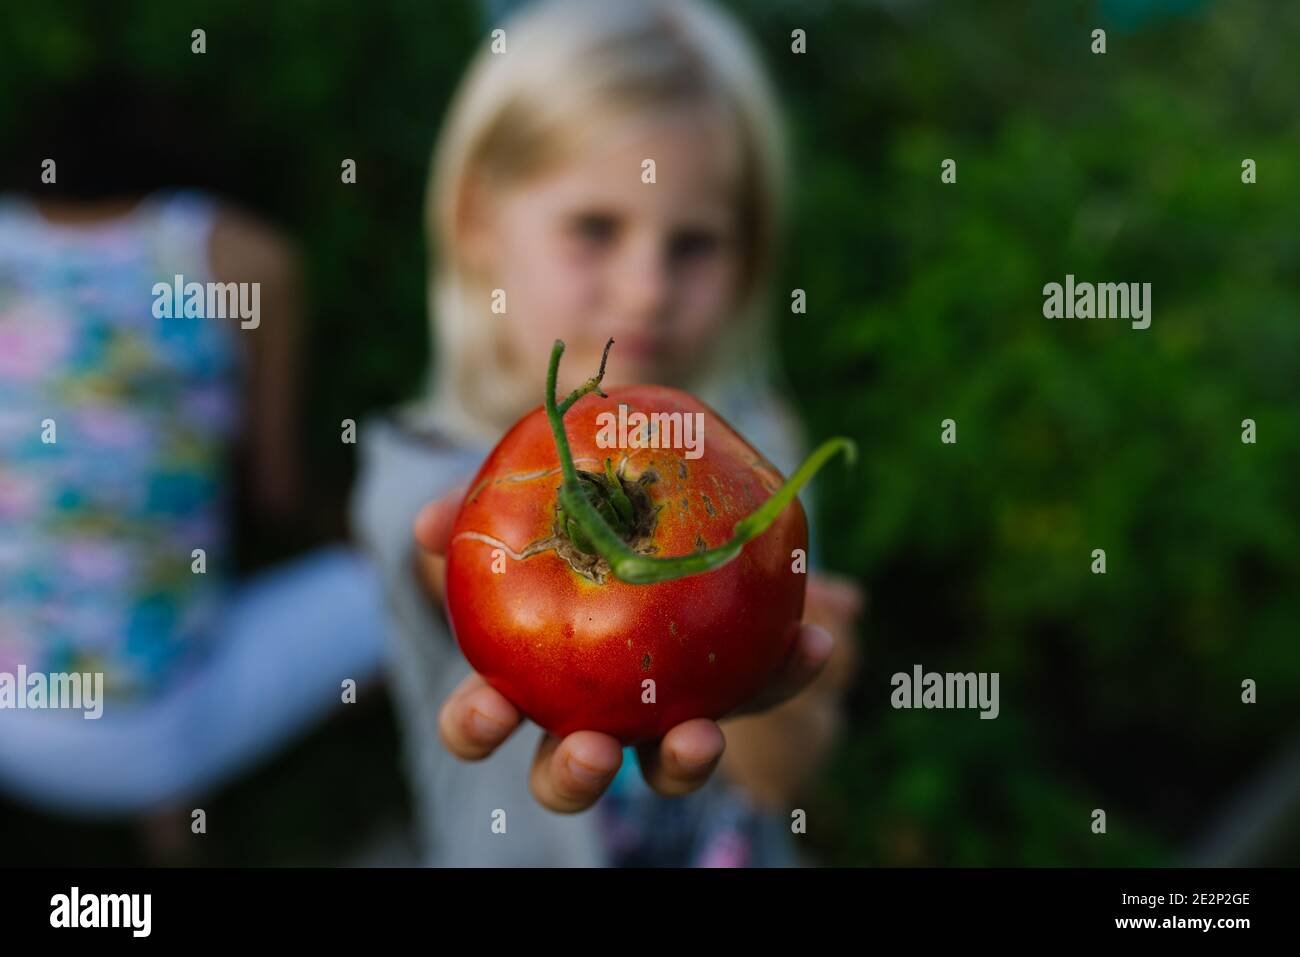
[615,235,671,323]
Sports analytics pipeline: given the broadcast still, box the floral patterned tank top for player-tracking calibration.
[0,191,241,701]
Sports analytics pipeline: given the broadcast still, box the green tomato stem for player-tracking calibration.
[545,338,855,585]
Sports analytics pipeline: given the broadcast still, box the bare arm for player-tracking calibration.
[208,207,305,519]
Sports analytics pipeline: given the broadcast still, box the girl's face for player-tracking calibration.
[466,109,746,394]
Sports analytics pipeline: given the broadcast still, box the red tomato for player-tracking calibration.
[445,385,807,744]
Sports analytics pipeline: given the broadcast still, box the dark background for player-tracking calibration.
[1,0,1297,866]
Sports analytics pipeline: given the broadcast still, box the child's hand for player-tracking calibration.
[412,489,839,814]
[715,572,863,808]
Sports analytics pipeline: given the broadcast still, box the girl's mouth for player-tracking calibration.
[606,334,665,363]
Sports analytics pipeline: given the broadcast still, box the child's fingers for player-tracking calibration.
[805,576,865,695]
[529,730,624,813]
[636,719,726,797]
[806,573,866,620]
[438,672,522,760]
[416,550,448,608]
[413,484,469,607]
[728,623,833,718]
[413,483,469,556]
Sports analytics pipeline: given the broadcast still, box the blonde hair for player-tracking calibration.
[423,0,788,441]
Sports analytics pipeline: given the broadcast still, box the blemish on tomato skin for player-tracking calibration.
[739,483,759,508]
[467,465,565,503]
[707,652,716,664]
[701,493,716,517]
[641,652,652,671]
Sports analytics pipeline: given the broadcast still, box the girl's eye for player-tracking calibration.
[668,229,721,263]
[569,214,618,247]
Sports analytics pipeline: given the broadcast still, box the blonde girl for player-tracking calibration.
[353,0,861,867]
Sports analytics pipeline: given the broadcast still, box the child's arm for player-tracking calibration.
[210,207,305,519]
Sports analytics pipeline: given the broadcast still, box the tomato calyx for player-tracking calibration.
[544,338,858,586]
[547,458,662,583]
[555,457,659,556]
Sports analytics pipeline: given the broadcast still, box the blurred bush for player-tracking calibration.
[758,0,1300,864]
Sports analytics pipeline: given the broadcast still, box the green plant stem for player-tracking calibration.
[545,338,855,585]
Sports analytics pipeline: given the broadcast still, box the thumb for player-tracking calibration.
[414,483,469,557]
[806,573,866,619]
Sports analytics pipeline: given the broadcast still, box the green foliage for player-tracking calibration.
[758,0,1300,864]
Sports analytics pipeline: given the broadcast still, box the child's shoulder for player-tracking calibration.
[349,411,485,568]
